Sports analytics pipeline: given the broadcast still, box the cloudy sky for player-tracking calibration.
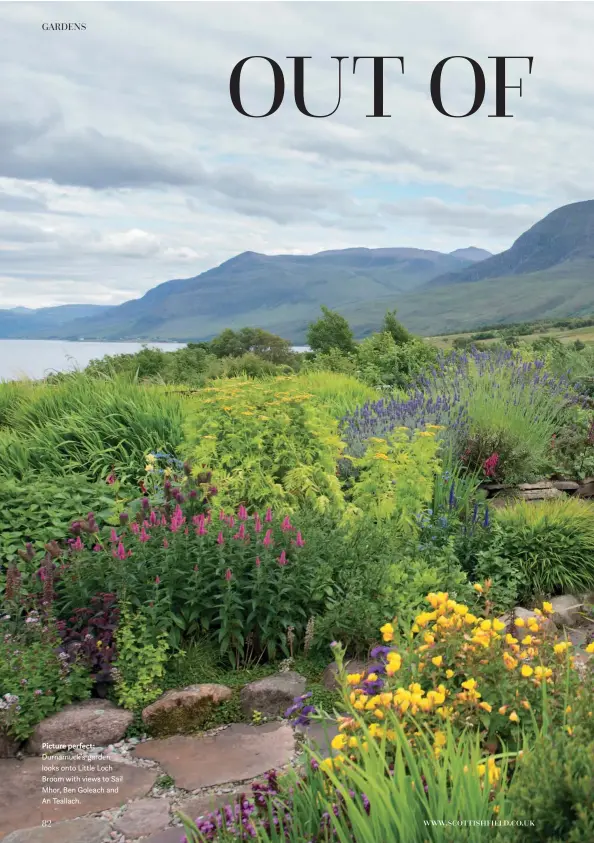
[1,1,594,308]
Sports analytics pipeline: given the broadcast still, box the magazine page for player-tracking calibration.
[1,1,593,840]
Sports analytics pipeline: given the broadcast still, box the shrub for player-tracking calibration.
[0,475,119,566]
[0,611,92,742]
[355,332,438,391]
[548,406,594,481]
[113,603,170,711]
[306,306,357,356]
[493,498,594,599]
[58,593,121,691]
[22,501,324,668]
[183,377,345,512]
[497,687,594,842]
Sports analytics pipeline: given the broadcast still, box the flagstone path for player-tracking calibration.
[0,720,337,843]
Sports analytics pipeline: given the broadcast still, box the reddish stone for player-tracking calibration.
[0,757,156,839]
[132,723,294,790]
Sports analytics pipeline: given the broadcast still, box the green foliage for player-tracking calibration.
[498,685,594,842]
[306,306,357,356]
[0,613,92,741]
[209,327,296,365]
[0,375,184,484]
[184,377,346,512]
[355,332,437,390]
[382,309,412,345]
[493,498,594,599]
[0,475,119,565]
[113,604,170,712]
[548,407,594,481]
[345,428,441,532]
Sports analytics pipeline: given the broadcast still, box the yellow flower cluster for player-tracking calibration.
[329,588,580,776]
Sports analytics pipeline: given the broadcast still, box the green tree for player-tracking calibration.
[306,306,357,355]
[382,309,412,346]
[209,328,294,364]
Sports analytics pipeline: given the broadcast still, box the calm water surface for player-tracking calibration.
[0,339,186,381]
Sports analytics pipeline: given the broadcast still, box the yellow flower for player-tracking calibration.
[492,619,506,632]
[553,642,571,655]
[431,655,443,667]
[585,642,594,654]
[503,653,518,671]
[509,711,519,723]
[498,705,508,715]
[542,602,553,614]
[461,678,478,691]
[380,622,394,643]
[520,665,533,678]
[347,673,362,686]
[367,673,378,682]
[445,669,455,679]
[434,731,447,748]
[479,701,492,713]
[331,734,347,751]
[521,700,531,710]
[374,452,390,460]
[473,584,483,594]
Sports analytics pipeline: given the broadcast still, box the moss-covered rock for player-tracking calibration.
[141,683,232,738]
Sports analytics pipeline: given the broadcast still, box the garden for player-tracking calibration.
[1,307,593,842]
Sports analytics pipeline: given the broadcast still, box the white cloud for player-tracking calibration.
[0,1,593,306]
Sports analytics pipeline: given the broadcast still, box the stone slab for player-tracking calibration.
[113,796,171,838]
[297,719,340,760]
[132,723,294,790]
[1,819,109,843]
[0,758,156,840]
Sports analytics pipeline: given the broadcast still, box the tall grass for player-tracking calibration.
[292,371,379,418]
[0,373,184,483]
[179,717,512,842]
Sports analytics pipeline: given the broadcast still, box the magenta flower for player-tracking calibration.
[150,511,158,526]
[255,556,261,568]
[116,541,126,561]
[155,575,161,584]
[254,514,263,534]
[109,528,118,543]
[219,509,226,521]
[278,550,287,566]
[295,531,305,548]
[263,529,273,548]
[93,544,102,552]
[139,526,150,543]
[217,531,225,546]
[233,523,247,540]
[281,516,293,532]
[163,538,169,548]
[196,524,208,536]
[131,522,140,535]
[227,515,235,529]
[106,471,116,485]
[225,568,232,582]
[238,504,248,521]
[265,507,273,523]
[71,536,83,551]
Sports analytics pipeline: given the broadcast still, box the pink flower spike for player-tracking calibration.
[131,522,140,535]
[72,536,83,551]
[116,541,126,560]
[265,507,273,523]
[225,568,232,582]
[227,515,235,529]
[217,531,225,546]
[163,538,169,549]
[238,504,248,521]
[155,575,161,584]
[263,529,273,548]
[278,550,287,566]
[254,514,262,534]
[127,549,133,557]
[281,516,293,532]
[295,531,305,548]
[93,544,102,552]
[150,511,158,525]
[160,515,167,526]
[219,509,226,521]
[139,526,150,543]
[110,528,118,543]
[255,556,261,568]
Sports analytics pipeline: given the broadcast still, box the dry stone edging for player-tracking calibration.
[239,671,306,718]
[25,700,133,756]
[142,684,233,737]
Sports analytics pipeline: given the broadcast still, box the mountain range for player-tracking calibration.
[2,200,594,341]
